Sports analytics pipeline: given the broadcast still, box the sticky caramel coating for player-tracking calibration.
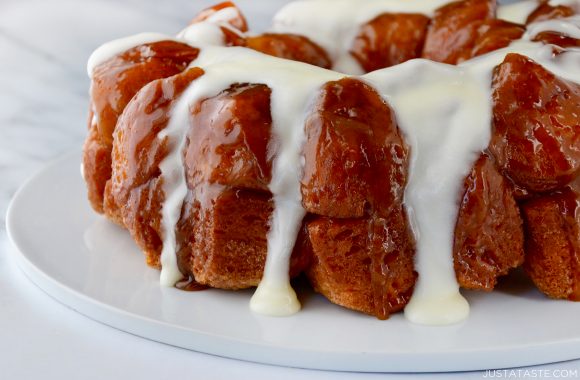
[526,1,575,24]
[90,42,200,150]
[423,0,495,64]
[109,74,309,285]
[302,77,409,218]
[105,68,204,267]
[490,53,580,193]
[84,41,199,212]
[83,119,114,215]
[190,1,248,32]
[245,34,332,69]
[302,77,414,319]
[176,83,307,288]
[457,19,525,63]
[306,211,416,320]
[454,154,524,290]
[184,83,273,191]
[522,184,580,301]
[350,13,430,72]
[533,32,580,48]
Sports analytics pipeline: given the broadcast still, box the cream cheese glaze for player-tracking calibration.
[497,0,542,23]
[526,14,580,38]
[497,0,580,24]
[87,1,580,325]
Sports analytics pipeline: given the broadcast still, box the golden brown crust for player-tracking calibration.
[423,0,496,64]
[84,41,200,214]
[454,153,524,290]
[182,186,273,289]
[526,1,575,24]
[245,34,332,69]
[301,78,408,218]
[351,13,430,71]
[533,32,580,48]
[107,68,205,266]
[490,53,580,193]
[301,78,415,319]
[83,121,112,214]
[457,19,525,63]
[521,184,580,301]
[184,83,273,191]
[306,212,416,319]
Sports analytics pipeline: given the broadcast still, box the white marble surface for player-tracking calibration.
[0,0,578,378]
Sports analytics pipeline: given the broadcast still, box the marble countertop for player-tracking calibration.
[0,0,578,378]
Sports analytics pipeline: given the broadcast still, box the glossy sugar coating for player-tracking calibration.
[301,78,408,218]
[522,183,580,301]
[422,0,496,64]
[83,0,580,319]
[106,68,204,267]
[301,78,415,319]
[351,13,430,71]
[245,34,332,69]
[84,41,200,213]
[453,153,524,290]
[490,53,580,301]
[490,53,580,193]
[526,1,576,24]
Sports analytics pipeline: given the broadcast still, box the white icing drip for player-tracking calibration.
[177,6,247,43]
[157,47,342,308]
[462,40,580,84]
[365,61,489,325]
[176,23,225,46]
[526,14,580,39]
[157,128,190,286]
[87,32,169,77]
[87,10,239,78]
[203,6,240,24]
[497,0,540,24]
[362,40,579,325]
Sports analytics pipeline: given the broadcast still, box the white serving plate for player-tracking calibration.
[6,151,580,372]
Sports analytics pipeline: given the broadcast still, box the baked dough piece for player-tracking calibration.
[490,53,580,193]
[84,41,200,214]
[454,153,524,290]
[522,184,580,301]
[301,78,415,319]
[526,0,576,24]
